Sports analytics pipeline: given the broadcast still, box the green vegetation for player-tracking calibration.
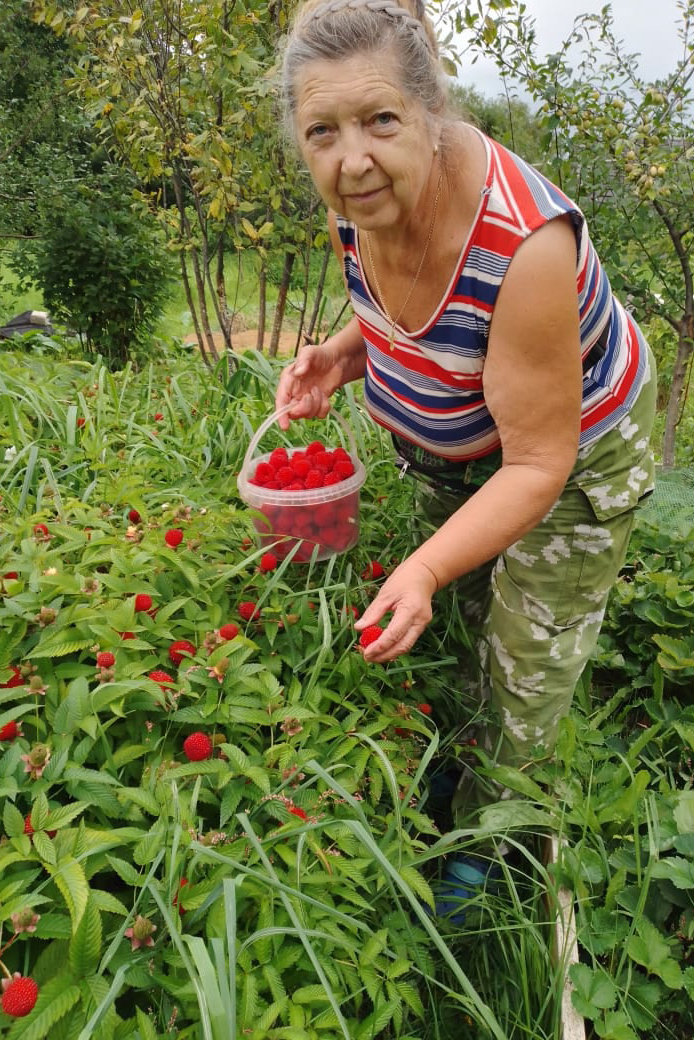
[0,342,693,1037]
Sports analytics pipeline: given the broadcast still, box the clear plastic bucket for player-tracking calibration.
[237,404,367,562]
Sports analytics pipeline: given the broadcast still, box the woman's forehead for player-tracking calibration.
[295,53,415,115]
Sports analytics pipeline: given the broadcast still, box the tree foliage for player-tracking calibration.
[445,0,694,466]
[29,0,317,367]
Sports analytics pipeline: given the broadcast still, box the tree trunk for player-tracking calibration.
[256,259,267,352]
[661,314,694,469]
[305,239,332,344]
[214,234,235,368]
[268,250,295,358]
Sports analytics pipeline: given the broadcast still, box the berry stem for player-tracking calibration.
[0,952,15,978]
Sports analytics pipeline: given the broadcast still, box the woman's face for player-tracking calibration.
[294,52,437,230]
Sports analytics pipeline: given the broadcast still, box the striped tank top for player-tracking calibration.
[335,130,649,461]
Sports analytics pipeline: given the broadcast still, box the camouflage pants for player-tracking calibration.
[415,348,657,819]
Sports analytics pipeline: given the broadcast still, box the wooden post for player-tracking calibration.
[545,834,586,1040]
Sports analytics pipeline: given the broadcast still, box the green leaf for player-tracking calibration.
[31,637,95,658]
[593,1009,639,1040]
[69,895,103,978]
[47,857,90,932]
[3,799,25,838]
[651,856,694,889]
[135,1008,159,1040]
[90,889,129,916]
[106,855,144,887]
[569,963,617,1019]
[32,830,57,865]
[627,918,683,989]
[30,792,51,831]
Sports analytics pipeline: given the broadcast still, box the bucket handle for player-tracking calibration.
[239,404,359,481]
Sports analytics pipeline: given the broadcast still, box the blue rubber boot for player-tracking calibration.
[434,854,502,925]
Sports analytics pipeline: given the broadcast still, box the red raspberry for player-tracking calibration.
[96,651,115,668]
[333,447,350,461]
[268,447,289,470]
[0,720,20,741]
[33,523,49,538]
[238,601,260,622]
[290,449,306,462]
[23,815,57,839]
[305,470,323,489]
[168,640,197,665]
[259,552,278,573]
[218,623,239,641]
[288,806,308,820]
[315,450,334,470]
[183,731,213,762]
[362,561,385,580]
[253,462,274,483]
[173,877,189,915]
[275,465,295,487]
[305,441,324,456]
[128,508,141,523]
[334,459,355,479]
[3,571,18,580]
[290,456,311,478]
[417,703,433,715]
[148,670,175,690]
[359,625,384,648]
[322,472,341,486]
[134,593,153,613]
[154,412,164,421]
[342,605,360,622]
[165,528,184,548]
[1,975,39,1017]
[119,631,136,640]
[285,481,305,491]
[76,417,86,428]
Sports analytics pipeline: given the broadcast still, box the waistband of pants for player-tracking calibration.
[392,434,502,494]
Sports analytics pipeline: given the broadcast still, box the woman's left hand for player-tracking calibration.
[353,558,439,663]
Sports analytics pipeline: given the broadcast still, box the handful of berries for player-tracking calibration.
[243,439,364,562]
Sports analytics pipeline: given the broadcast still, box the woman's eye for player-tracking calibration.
[308,124,330,139]
[374,112,395,127]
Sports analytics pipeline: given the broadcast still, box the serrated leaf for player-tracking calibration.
[106,855,144,887]
[111,743,150,768]
[90,889,129,916]
[651,856,694,889]
[133,820,167,866]
[3,799,25,837]
[135,1008,159,1040]
[47,857,90,931]
[5,974,80,1040]
[69,895,103,977]
[117,787,161,815]
[42,801,90,830]
[398,865,435,911]
[569,963,617,1018]
[32,830,57,865]
[30,792,50,831]
[31,638,95,658]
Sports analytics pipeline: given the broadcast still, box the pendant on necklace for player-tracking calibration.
[389,324,396,351]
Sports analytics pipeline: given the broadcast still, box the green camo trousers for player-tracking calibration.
[415,349,657,821]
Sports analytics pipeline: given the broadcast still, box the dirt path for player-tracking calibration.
[185,328,300,358]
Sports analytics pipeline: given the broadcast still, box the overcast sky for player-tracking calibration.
[454,0,685,99]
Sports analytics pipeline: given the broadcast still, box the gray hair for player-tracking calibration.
[279,0,450,139]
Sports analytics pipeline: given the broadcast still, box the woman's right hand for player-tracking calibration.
[275,342,344,430]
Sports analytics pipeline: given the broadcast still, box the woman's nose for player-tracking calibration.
[339,128,374,178]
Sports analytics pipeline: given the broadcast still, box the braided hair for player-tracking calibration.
[280,0,448,135]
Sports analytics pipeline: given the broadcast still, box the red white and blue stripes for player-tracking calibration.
[336,130,648,461]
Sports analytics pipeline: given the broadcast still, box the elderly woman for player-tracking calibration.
[275,0,656,914]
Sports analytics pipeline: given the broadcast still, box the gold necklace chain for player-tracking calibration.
[364,170,443,350]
